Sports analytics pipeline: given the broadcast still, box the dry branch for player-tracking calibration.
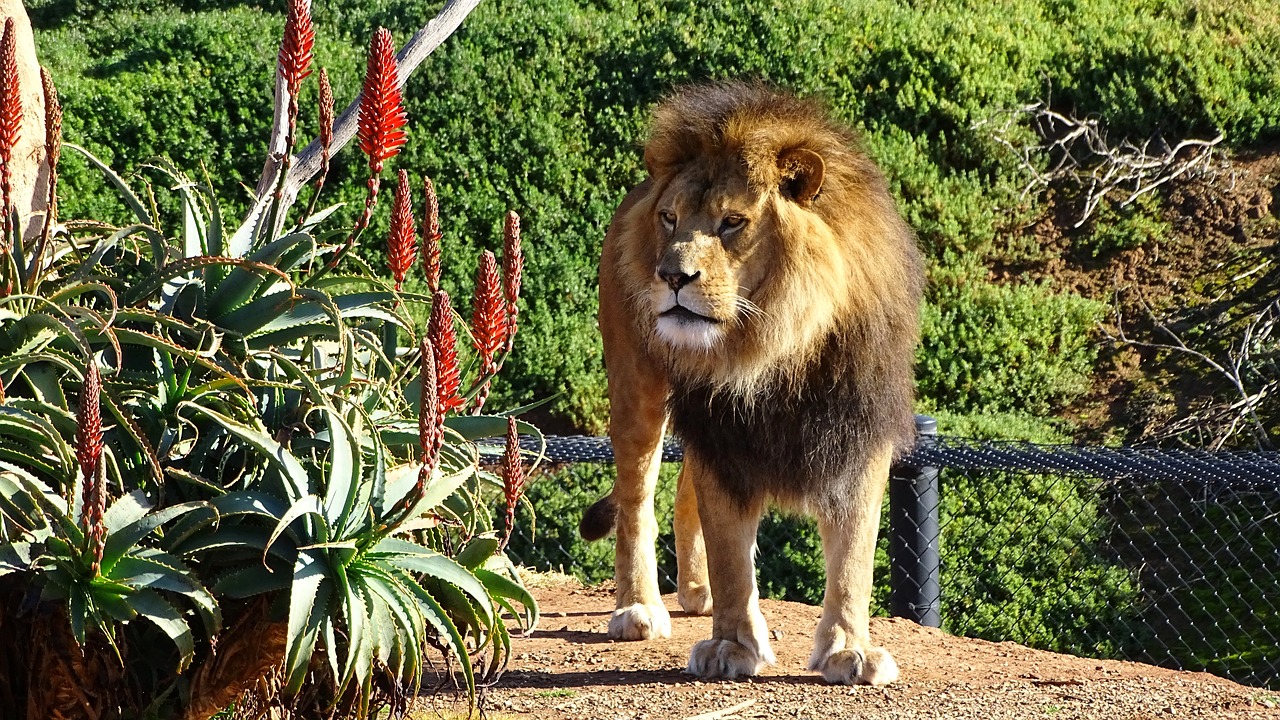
[979,101,1231,227]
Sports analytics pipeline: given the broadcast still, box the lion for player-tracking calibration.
[580,81,924,685]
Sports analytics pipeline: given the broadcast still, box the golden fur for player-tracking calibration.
[583,81,923,685]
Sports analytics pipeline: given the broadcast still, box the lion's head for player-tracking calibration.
[612,82,922,397]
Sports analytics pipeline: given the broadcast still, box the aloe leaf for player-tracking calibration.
[0,541,35,576]
[201,165,225,267]
[320,406,360,535]
[214,290,298,336]
[400,568,474,704]
[371,539,493,626]
[475,567,538,631]
[0,406,75,478]
[454,536,500,571]
[125,255,291,307]
[64,144,167,260]
[335,562,368,693]
[1,468,79,542]
[363,580,396,667]
[264,494,326,561]
[207,232,315,319]
[100,501,211,575]
[102,489,153,533]
[0,351,81,377]
[284,549,331,694]
[129,589,196,672]
[112,548,221,637]
[180,402,310,503]
[360,566,423,684]
[71,224,160,281]
[445,415,544,443]
[102,392,166,490]
[211,563,291,598]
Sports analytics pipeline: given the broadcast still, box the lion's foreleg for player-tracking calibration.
[674,463,712,615]
[607,413,671,641]
[807,445,900,685]
[686,454,774,679]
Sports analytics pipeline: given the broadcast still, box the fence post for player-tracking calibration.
[889,414,941,628]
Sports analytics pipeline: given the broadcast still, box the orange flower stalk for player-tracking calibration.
[277,0,314,98]
[77,360,106,575]
[25,67,61,292]
[428,290,465,414]
[413,337,444,507]
[500,415,527,550]
[501,210,523,355]
[469,250,507,413]
[357,27,407,175]
[333,27,408,270]
[387,169,417,292]
[421,175,442,293]
[306,67,334,217]
[0,18,22,250]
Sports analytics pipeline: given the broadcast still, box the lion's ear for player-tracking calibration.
[777,148,825,207]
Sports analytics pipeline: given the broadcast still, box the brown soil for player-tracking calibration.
[420,579,1280,720]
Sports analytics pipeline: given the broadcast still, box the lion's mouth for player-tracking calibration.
[660,305,720,324]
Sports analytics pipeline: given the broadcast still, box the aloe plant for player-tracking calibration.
[0,1,540,718]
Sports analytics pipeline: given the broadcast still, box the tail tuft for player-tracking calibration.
[578,495,617,541]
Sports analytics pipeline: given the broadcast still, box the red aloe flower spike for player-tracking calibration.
[77,360,106,575]
[0,19,22,251]
[500,415,527,550]
[27,67,61,291]
[277,0,314,98]
[421,175,442,293]
[409,337,444,513]
[332,28,408,271]
[305,67,334,219]
[387,169,417,293]
[318,68,334,161]
[501,210,524,355]
[0,375,6,403]
[357,27,408,174]
[427,290,464,414]
[469,250,507,414]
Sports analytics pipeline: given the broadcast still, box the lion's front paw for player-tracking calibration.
[686,638,774,680]
[808,645,899,685]
[608,603,672,640]
[677,583,712,616]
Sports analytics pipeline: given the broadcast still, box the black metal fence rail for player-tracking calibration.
[506,425,1280,689]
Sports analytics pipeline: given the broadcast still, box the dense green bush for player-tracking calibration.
[31,0,1280,433]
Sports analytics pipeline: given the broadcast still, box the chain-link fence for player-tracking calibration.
[500,428,1280,689]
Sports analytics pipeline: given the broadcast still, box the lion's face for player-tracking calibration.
[647,162,774,351]
[619,145,857,393]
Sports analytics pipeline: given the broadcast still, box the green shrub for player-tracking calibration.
[919,267,1107,416]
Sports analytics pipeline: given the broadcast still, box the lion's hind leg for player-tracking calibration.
[806,446,900,685]
[674,463,712,615]
[685,454,774,679]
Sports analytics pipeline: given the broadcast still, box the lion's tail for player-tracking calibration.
[578,495,617,541]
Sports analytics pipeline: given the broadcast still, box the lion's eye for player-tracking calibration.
[659,211,677,229]
[720,215,748,233]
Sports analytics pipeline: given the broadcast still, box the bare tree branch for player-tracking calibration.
[1105,297,1278,450]
[230,0,483,254]
[977,102,1231,228]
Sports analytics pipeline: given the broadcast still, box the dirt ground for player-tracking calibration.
[418,578,1280,720]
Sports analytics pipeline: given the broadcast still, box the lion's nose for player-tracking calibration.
[659,269,699,291]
